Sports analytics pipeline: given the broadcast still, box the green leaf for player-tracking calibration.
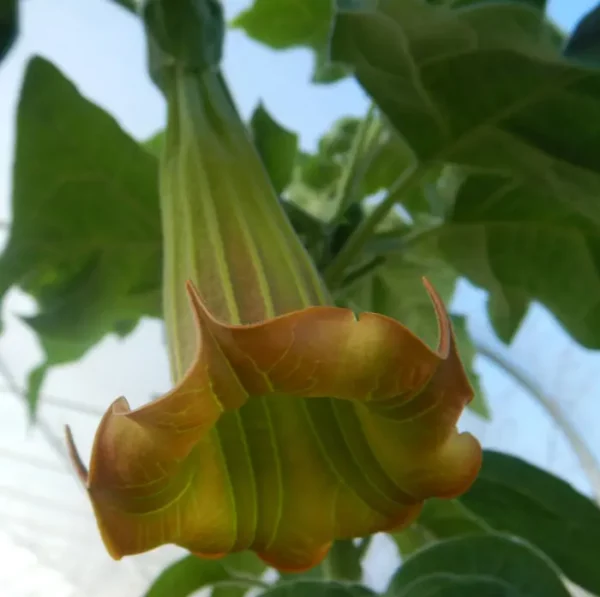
[232,0,348,84]
[278,563,326,582]
[450,315,489,418]
[294,117,412,201]
[387,534,570,597]
[392,497,490,559]
[391,574,518,597]
[433,172,600,348]
[331,0,600,348]
[110,0,137,12]
[0,56,162,413]
[261,581,375,597]
[145,556,244,597]
[341,250,490,418]
[312,47,352,84]
[210,552,267,597]
[0,0,18,64]
[458,450,600,596]
[323,540,363,582]
[564,3,600,66]
[362,127,414,198]
[331,0,566,164]
[144,129,164,158]
[391,525,432,559]
[418,498,490,539]
[250,103,299,194]
[486,289,529,345]
[281,198,327,263]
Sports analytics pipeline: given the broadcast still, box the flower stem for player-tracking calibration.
[330,104,379,225]
[475,341,600,504]
[324,161,422,288]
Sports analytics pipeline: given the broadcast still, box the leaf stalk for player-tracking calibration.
[324,161,423,287]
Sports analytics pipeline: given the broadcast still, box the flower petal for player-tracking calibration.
[67,278,481,570]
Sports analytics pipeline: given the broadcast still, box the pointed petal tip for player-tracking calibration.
[64,424,89,485]
[110,395,132,415]
[420,276,452,358]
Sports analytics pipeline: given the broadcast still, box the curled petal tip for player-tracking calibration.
[65,425,88,485]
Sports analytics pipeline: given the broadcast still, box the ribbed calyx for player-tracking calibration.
[144,0,328,379]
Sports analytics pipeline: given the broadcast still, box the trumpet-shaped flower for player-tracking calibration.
[66,0,481,572]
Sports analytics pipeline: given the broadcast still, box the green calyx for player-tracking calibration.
[143,0,329,379]
[142,0,224,87]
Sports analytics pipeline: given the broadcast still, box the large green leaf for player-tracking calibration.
[390,574,519,597]
[261,581,375,597]
[210,552,267,597]
[232,0,347,83]
[387,534,570,597]
[331,0,567,165]
[392,495,490,559]
[565,2,600,66]
[144,555,263,597]
[0,56,162,412]
[457,450,600,596]
[432,172,600,348]
[330,0,600,347]
[0,0,17,65]
[110,0,137,12]
[417,497,490,538]
[250,103,298,194]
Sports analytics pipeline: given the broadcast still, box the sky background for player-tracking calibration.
[0,0,598,595]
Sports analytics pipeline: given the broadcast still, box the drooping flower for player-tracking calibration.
[66,0,481,572]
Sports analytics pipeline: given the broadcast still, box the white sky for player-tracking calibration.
[0,0,598,595]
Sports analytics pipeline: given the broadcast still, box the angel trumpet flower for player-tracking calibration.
[66,0,481,572]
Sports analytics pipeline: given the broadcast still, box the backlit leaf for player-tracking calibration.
[458,450,600,595]
[388,534,570,597]
[0,0,17,65]
[250,103,298,194]
[330,0,600,348]
[0,56,162,413]
[232,0,348,83]
[144,555,242,597]
[564,2,600,66]
[432,173,600,348]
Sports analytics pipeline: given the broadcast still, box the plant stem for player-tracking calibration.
[0,386,104,416]
[475,341,600,505]
[322,539,363,582]
[324,161,422,288]
[330,103,379,225]
[0,354,69,463]
[341,255,386,288]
